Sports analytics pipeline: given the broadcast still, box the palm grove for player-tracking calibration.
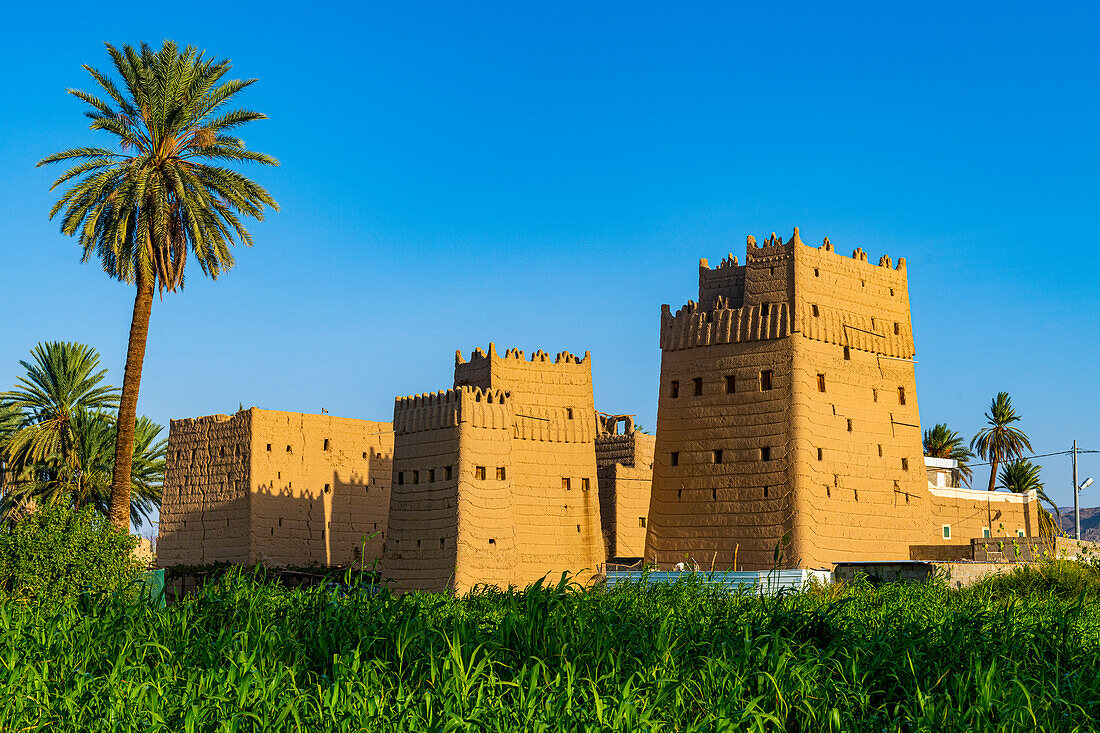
[0,41,277,529]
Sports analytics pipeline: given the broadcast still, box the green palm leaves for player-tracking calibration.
[0,343,165,526]
[38,41,277,529]
[922,423,975,486]
[39,41,278,291]
[2,342,119,480]
[999,458,1060,540]
[971,392,1033,492]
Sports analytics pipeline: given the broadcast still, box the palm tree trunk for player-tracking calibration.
[987,455,999,492]
[108,272,154,530]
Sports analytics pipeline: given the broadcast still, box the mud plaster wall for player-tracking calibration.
[382,391,463,592]
[788,239,930,567]
[248,410,393,567]
[385,347,604,593]
[646,230,1039,571]
[158,409,392,568]
[158,412,252,565]
[596,431,655,558]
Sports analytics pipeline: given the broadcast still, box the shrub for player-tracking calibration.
[0,503,143,602]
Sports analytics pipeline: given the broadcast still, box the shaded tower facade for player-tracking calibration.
[644,228,935,570]
[382,345,605,592]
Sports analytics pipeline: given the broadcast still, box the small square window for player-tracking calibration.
[488,538,496,545]
[286,445,292,453]
[760,447,771,461]
[324,483,331,493]
[670,380,680,398]
[582,478,590,491]
[812,304,819,317]
[817,448,823,461]
[266,444,272,452]
[412,470,419,484]
[817,374,826,393]
[814,268,819,277]
[567,408,574,419]
[639,517,646,528]
[398,472,404,486]
[760,370,773,391]
[496,467,506,480]
[982,527,991,538]
[713,449,723,464]
[898,387,906,405]
[894,322,900,335]
[846,418,852,432]
[763,486,770,497]
[323,439,330,451]
[475,466,486,480]
[942,525,951,540]
[670,452,679,467]
[562,477,571,490]
[725,375,736,393]
[429,468,435,482]
[693,377,703,396]
[445,466,453,480]
[890,288,895,296]
[362,451,368,459]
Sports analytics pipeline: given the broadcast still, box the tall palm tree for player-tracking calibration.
[1,342,119,490]
[38,41,278,529]
[922,422,975,486]
[70,412,166,527]
[971,392,1032,492]
[999,458,1060,540]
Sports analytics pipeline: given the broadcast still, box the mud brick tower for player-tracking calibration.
[645,228,943,570]
[158,408,393,567]
[382,345,605,592]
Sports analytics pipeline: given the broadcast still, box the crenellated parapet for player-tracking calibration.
[455,342,591,368]
[393,386,512,434]
[659,301,792,351]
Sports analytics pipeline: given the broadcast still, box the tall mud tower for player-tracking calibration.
[645,228,931,570]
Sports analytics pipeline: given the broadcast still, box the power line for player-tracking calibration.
[966,449,1099,467]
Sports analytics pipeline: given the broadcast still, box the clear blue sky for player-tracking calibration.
[2,1,1098,517]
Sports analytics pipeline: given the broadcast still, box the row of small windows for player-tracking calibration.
[670,372,906,404]
[398,466,454,485]
[809,305,902,335]
[261,440,378,458]
[811,269,897,298]
[670,447,771,465]
[670,371,773,398]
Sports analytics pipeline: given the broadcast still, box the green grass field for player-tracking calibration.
[3,563,1099,732]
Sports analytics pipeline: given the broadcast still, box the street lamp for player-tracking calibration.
[1075,473,1093,541]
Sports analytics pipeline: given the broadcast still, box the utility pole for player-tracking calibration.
[1073,440,1080,541]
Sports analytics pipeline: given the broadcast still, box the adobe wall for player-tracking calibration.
[382,390,466,591]
[384,347,605,593]
[158,408,393,569]
[247,409,393,567]
[596,421,655,559]
[787,232,931,567]
[158,412,253,566]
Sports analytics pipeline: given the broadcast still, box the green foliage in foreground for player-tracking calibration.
[0,503,142,603]
[2,564,1100,732]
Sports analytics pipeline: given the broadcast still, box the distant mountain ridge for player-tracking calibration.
[1055,506,1100,542]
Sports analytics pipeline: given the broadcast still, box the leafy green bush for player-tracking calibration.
[0,503,143,602]
[971,558,1100,599]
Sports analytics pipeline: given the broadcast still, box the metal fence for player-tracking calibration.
[605,568,832,594]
